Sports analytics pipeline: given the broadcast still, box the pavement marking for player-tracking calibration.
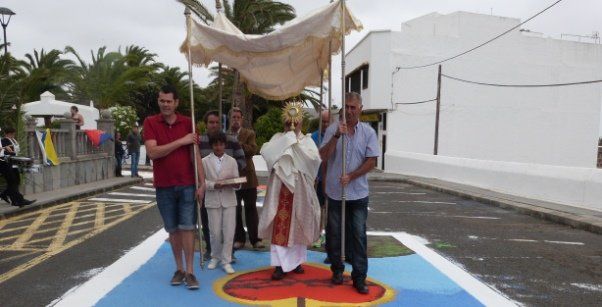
[570,283,602,292]
[87,198,152,204]
[449,215,500,220]
[130,186,156,192]
[0,200,155,284]
[508,239,538,243]
[50,202,81,250]
[144,183,154,186]
[374,191,427,195]
[108,192,156,198]
[542,240,584,246]
[95,203,105,230]
[51,229,167,307]
[395,200,457,205]
[10,210,52,249]
[507,239,585,246]
[54,229,516,307]
[376,231,517,307]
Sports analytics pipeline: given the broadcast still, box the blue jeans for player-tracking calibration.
[156,185,197,233]
[130,151,139,177]
[326,197,369,283]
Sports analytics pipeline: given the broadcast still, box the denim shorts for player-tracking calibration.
[156,185,197,233]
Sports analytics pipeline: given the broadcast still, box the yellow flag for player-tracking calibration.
[44,128,60,166]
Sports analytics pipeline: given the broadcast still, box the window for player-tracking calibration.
[345,64,369,93]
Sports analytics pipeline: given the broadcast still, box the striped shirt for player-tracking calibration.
[199,133,246,172]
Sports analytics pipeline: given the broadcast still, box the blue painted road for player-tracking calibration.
[95,242,483,306]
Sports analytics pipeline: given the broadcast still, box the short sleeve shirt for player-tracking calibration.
[143,114,195,188]
[322,122,380,201]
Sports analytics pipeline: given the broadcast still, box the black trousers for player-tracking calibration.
[0,161,25,204]
[234,188,260,245]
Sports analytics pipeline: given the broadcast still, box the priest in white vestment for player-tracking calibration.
[258,102,322,280]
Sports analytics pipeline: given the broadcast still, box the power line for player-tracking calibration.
[397,0,564,70]
[395,98,437,105]
[442,73,602,87]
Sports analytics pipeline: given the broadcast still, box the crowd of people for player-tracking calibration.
[120,85,380,294]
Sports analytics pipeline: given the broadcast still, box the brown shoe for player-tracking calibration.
[252,242,265,249]
[233,241,244,250]
[170,270,186,286]
[186,273,199,290]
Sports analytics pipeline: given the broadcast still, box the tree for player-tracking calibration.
[65,45,155,108]
[19,49,75,102]
[0,53,26,129]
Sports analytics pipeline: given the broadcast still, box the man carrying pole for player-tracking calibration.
[143,85,205,290]
[320,92,380,294]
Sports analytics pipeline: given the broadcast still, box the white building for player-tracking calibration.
[22,91,100,129]
[345,11,602,211]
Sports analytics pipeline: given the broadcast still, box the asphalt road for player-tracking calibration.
[0,178,600,306]
[368,181,602,306]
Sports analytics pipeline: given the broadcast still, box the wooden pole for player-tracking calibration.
[216,0,224,131]
[184,8,205,269]
[434,65,442,155]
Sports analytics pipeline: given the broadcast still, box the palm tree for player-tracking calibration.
[65,45,155,108]
[0,53,26,128]
[19,49,75,102]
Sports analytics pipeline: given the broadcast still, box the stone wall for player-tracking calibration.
[21,110,116,195]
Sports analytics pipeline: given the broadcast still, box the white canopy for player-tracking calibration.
[180,0,362,100]
[22,91,100,129]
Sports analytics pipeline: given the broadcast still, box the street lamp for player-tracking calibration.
[0,7,16,55]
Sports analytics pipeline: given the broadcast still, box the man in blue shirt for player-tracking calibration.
[320,92,380,295]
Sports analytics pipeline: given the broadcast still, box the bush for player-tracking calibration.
[110,105,139,136]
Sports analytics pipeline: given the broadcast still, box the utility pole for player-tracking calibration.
[434,65,442,155]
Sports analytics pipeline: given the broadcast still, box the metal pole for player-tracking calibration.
[318,72,324,144]
[434,65,442,155]
[184,8,205,269]
[2,26,7,54]
[328,0,333,122]
[340,0,347,264]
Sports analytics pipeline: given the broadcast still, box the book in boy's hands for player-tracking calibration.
[217,177,247,186]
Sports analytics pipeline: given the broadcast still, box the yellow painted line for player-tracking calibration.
[0,218,8,230]
[48,202,80,251]
[95,203,105,230]
[0,203,154,284]
[123,204,132,214]
[27,228,92,246]
[2,202,73,221]
[0,250,41,264]
[0,246,43,252]
[10,210,52,249]
[0,219,63,235]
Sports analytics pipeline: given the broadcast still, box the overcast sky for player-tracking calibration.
[2,0,601,134]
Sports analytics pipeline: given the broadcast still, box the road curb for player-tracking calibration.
[0,178,143,220]
[368,174,602,235]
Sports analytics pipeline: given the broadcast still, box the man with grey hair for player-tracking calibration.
[320,92,380,294]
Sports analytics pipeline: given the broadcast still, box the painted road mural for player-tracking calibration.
[53,229,515,306]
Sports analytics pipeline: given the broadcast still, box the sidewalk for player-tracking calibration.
[367,171,602,235]
[0,176,142,219]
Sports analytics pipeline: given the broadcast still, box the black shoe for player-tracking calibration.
[331,271,343,285]
[323,256,331,264]
[293,265,304,274]
[271,266,286,280]
[16,199,35,207]
[353,280,369,294]
[0,194,10,204]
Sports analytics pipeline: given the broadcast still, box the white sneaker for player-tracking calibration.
[207,258,220,270]
[222,263,235,274]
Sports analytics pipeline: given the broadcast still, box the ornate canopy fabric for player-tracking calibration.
[180,0,362,100]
